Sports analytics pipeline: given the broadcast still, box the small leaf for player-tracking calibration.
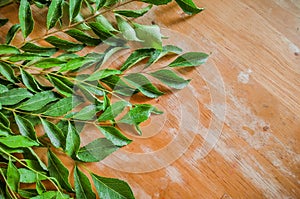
[18,189,38,198]
[18,168,46,183]
[140,0,171,5]
[0,123,12,137]
[59,57,95,72]
[0,85,8,94]
[101,75,136,96]
[43,97,82,117]
[149,69,190,89]
[123,73,163,98]
[45,36,85,52]
[69,0,83,21]
[120,48,154,71]
[134,23,162,49]
[72,105,97,120]
[115,15,141,42]
[96,0,106,10]
[98,100,129,122]
[20,43,57,56]
[98,126,132,147]
[47,149,73,191]
[0,62,17,83]
[175,0,204,15]
[65,29,101,46]
[14,114,38,141]
[36,180,46,194]
[76,138,118,162]
[92,173,135,199]
[89,22,114,40]
[96,46,128,69]
[168,52,209,67]
[0,135,39,148]
[18,91,58,111]
[7,157,20,192]
[86,69,121,81]
[20,68,43,93]
[41,118,66,148]
[47,0,63,29]
[95,15,118,32]
[65,122,80,157]
[30,58,66,69]
[74,166,96,199]
[0,45,20,55]
[0,88,32,106]
[19,0,34,38]
[8,53,41,62]
[47,75,74,97]
[78,83,104,97]
[146,45,182,67]
[114,5,152,18]
[5,24,20,44]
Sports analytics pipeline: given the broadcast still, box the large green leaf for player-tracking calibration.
[92,173,135,199]
[98,100,129,122]
[72,105,97,121]
[19,0,34,38]
[43,97,82,117]
[45,36,85,52]
[47,0,63,29]
[8,53,42,62]
[74,166,96,199]
[120,49,154,71]
[41,119,66,148]
[14,114,38,141]
[168,52,209,67]
[114,5,152,18]
[69,0,83,21]
[146,45,182,67]
[18,168,46,183]
[95,15,118,32]
[65,122,80,157]
[123,73,164,98]
[0,45,20,55]
[149,69,190,89]
[65,29,101,46]
[140,0,171,5]
[115,15,141,42]
[5,24,20,44]
[0,62,18,83]
[86,69,121,81]
[134,23,162,50]
[30,58,66,69]
[47,75,74,97]
[0,88,32,106]
[7,157,20,192]
[17,91,58,111]
[18,189,38,198]
[59,57,95,72]
[97,126,131,147]
[20,43,57,56]
[76,138,119,162]
[175,0,204,15]
[47,149,73,192]
[0,135,39,148]
[20,68,43,93]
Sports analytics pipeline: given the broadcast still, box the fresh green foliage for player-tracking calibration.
[0,0,208,198]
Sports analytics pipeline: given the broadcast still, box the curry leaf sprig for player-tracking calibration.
[0,0,208,198]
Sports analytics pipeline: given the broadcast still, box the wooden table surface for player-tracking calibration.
[1,0,299,198]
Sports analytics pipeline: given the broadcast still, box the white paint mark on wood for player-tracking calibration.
[237,69,252,84]
[166,166,183,184]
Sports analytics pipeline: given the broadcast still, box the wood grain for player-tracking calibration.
[0,0,299,198]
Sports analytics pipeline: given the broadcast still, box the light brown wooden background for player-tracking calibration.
[1,0,299,198]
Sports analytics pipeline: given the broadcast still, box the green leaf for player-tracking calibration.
[41,118,66,148]
[140,0,171,5]
[0,45,20,55]
[47,149,73,191]
[72,105,97,120]
[18,168,46,183]
[86,69,121,81]
[78,83,104,97]
[0,62,17,83]
[0,88,32,106]
[36,180,46,194]
[43,97,82,117]
[74,166,96,199]
[149,69,190,89]
[95,15,118,32]
[0,85,8,94]
[104,0,119,7]
[119,104,162,134]
[69,0,83,21]
[19,0,34,38]
[0,112,9,127]
[114,5,152,18]
[98,126,131,147]
[115,15,141,42]
[20,68,42,93]
[123,73,163,98]
[0,123,12,137]
[98,100,129,122]
[45,36,85,52]
[134,23,162,49]
[96,46,128,69]
[18,189,38,198]
[96,0,106,10]
[23,148,48,171]
[30,58,66,69]
[101,75,136,96]
[47,0,63,29]
[88,22,114,40]
[5,24,20,44]
[47,75,73,97]
[168,52,209,67]
[76,138,118,162]
[146,45,182,67]
[0,18,8,27]
[20,43,57,56]
[120,49,154,71]
[65,29,101,46]
[14,114,38,141]
[92,173,135,199]
[30,191,56,199]
[7,157,20,192]
[175,0,204,15]
[8,53,41,62]
[59,57,95,72]
[0,135,38,148]
[65,122,80,157]
[17,91,58,111]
